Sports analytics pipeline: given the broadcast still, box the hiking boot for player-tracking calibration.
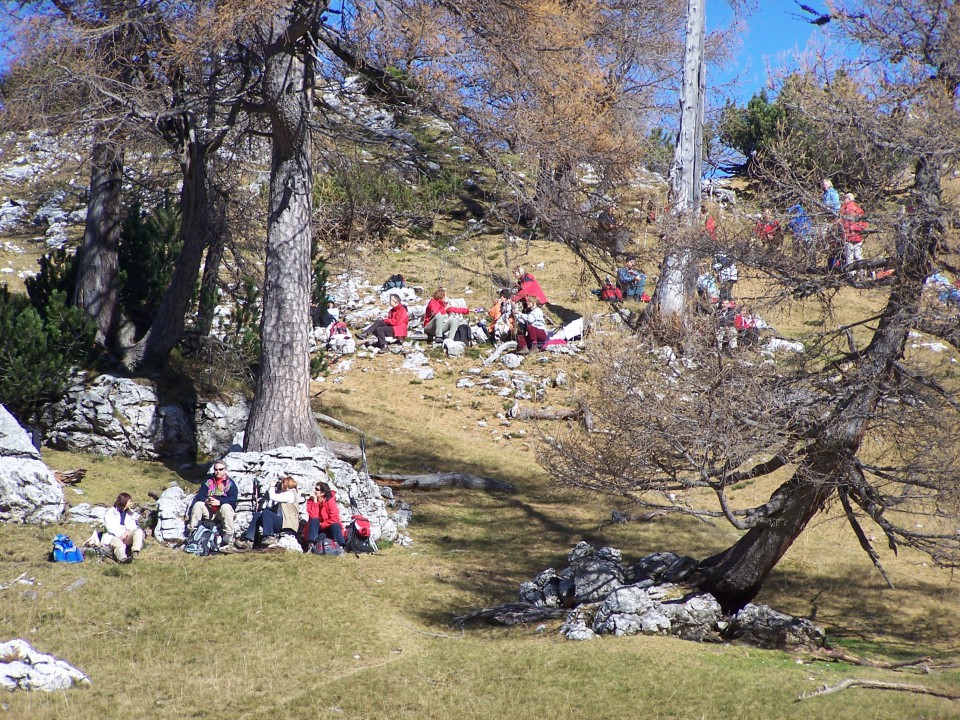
[261,536,279,547]
[132,551,140,559]
[234,538,252,550]
[120,555,133,564]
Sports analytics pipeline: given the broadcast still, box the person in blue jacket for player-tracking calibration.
[187,461,239,546]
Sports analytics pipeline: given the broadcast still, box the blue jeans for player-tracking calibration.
[306,518,345,545]
[244,509,282,542]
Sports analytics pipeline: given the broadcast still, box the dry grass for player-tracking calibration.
[3,191,960,718]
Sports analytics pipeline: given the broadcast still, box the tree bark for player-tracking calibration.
[74,132,124,348]
[244,4,325,452]
[125,129,213,368]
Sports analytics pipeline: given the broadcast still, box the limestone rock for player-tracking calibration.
[0,639,90,691]
[559,608,597,641]
[0,405,63,523]
[726,603,826,650]
[154,485,189,543]
[195,395,248,458]
[41,374,196,460]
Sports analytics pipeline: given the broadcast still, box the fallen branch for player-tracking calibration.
[797,678,960,702]
[314,412,389,445]
[453,602,568,627]
[508,404,582,422]
[371,472,515,493]
[54,469,86,485]
[810,648,937,670]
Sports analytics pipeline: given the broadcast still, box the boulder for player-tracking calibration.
[725,603,826,650]
[41,374,196,460]
[155,485,189,543]
[0,639,90,691]
[566,542,628,604]
[0,405,63,523]
[195,395,248,458]
[216,445,399,543]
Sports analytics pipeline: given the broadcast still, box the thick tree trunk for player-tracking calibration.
[244,7,324,452]
[74,134,124,348]
[125,132,213,368]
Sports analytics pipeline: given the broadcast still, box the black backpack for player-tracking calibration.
[454,323,472,346]
[345,517,378,554]
[183,521,221,556]
[381,274,405,291]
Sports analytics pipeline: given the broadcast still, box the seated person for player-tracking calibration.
[616,258,646,300]
[99,492,144,563]
[595,276,623,302]
[360,293,409,349]
[236,476,300,549]
[424,286,468,341]
[187,461,238,546]
[303,482,346,547]
[516,296,548,353]
[754,210,782,247]
[312,297,339,329]
[511,266,549,306]
[487,289,515,343]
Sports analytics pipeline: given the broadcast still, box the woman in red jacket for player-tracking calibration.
[360,293,409,349]
[510,266,549,305]
[423,286,468,341]
[304,482,346,547]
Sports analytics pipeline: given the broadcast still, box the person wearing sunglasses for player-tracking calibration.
[186,461,238,547]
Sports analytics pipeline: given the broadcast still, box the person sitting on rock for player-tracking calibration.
[186,461,238,546]
[516,296,548,353]
[359,293,409,350]
[511,266,549,306]
[235,476,300,549]
[303,481,346,548]
[616,257,646,300]
[486,289,515,343]
[424,286,468,342]
[101,492,144,564]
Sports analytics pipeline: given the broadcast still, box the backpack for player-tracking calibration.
[381,274,405,291]
[311,536,344,556]
[183,521,221,556]
[50,534,83,563]
[600,283,622,301]
[454,323,472,346]
[345,515,377,554]
[329,320,349,336]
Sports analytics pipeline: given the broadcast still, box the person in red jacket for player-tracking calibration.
[304,482,346,547]
[510,266,548,305]
[424,286,468,341]
[360,293,408,349]
[840,192,867,271]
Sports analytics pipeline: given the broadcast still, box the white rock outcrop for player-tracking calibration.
[0,405,63,523]
[0,639,90,691]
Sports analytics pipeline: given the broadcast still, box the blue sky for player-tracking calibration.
[709,0,821,103]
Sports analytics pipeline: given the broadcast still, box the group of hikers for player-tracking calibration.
[319,266,557,355]
[85,461,361,562]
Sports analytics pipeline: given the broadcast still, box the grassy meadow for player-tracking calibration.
[2,212,960,718]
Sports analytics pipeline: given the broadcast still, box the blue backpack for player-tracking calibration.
[50,534,83,563]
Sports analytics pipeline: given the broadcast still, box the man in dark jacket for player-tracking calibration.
[187,461,239,545]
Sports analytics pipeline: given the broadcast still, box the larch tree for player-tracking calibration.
[544,0,960,612]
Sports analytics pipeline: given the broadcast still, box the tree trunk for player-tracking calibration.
[125,130,213,369]
[74,133,124,348]
[244,6,324,452]
[651,0,705,323]
[196,199,225,338]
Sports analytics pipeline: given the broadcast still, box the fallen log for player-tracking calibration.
[325,440,362,463]
[508,405,582,421]
[453,602,568,627]
[370,472,515,493]
[313,412,389,445]
[797,678,960,702]
[54,469,86,485]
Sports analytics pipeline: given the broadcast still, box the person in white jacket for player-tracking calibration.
[234,477,301,549]
[102,493,144,563]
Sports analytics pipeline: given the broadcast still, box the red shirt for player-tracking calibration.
[841,201,866,243]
